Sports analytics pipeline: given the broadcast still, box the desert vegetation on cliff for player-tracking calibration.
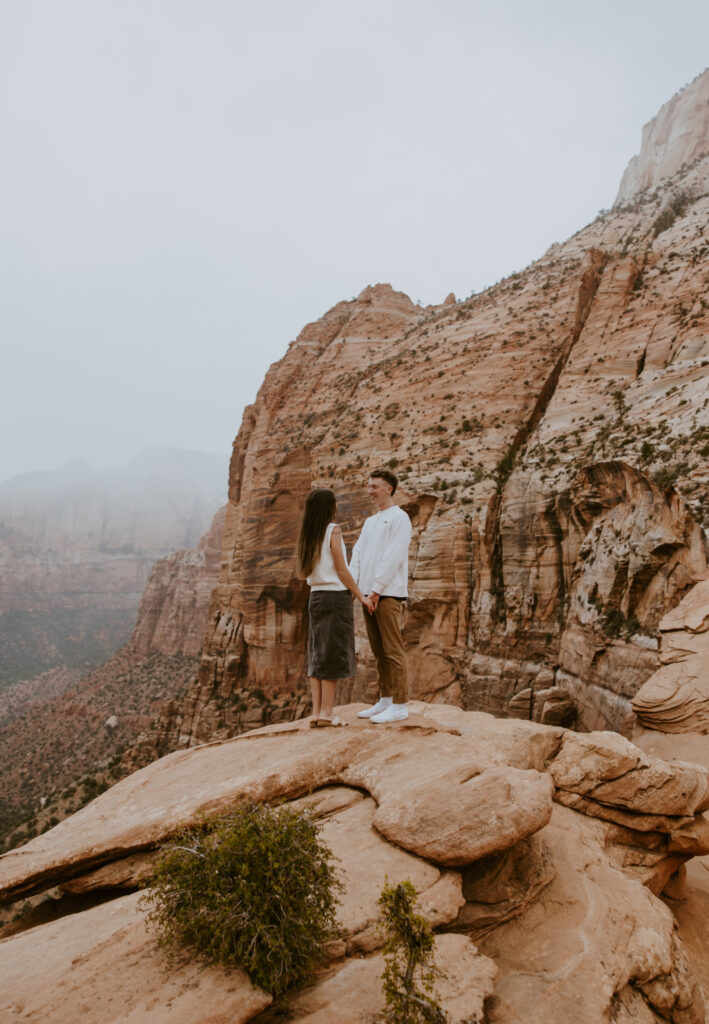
[378,879,447,1024]
[141,802,341,996]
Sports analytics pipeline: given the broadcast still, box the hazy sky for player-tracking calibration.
[2,1,708,483]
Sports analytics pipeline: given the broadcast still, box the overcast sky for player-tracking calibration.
[2,0,707,483]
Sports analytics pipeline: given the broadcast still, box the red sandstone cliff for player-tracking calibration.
[155,76,709,750]
[10,77,709,811]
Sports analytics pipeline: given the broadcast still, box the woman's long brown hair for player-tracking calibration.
[296,489,337,579]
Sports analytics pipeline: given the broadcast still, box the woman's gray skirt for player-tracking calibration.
[308,590,355,679]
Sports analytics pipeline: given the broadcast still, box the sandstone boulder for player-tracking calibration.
[477,804,705,1024]
[373,764,553,866]
[549,728,709,817]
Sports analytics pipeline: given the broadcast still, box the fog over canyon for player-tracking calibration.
[1,68,709,1024]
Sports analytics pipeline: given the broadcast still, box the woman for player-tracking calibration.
[296,489,373,726]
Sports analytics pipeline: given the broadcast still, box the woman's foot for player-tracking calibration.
[314,715,347,727]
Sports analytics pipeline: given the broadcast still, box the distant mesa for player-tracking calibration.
[0,446,227,692]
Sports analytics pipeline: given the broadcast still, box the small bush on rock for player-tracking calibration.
[142,802,341,995]
[378,880,446,1023]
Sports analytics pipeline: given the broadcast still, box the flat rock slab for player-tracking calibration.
[0,891,272,1024]
[2,703,706,905]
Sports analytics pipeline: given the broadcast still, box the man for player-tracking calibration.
[350,468,412,723]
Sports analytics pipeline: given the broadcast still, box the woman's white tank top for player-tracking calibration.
[307,522,348,591]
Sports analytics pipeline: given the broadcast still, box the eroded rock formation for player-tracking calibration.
[633,576,709,733]
[1,707,707,1023]
[161,140,708,747]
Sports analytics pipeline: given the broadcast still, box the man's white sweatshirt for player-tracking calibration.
[350,505,412,598]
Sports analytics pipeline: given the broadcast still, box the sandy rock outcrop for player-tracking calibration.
[6,706,708,906]
[1,704,707,1024]
[633,577,709,733]
[0,891,273,1024]
[478,803,705,1024]
[633,726,709,1005]
[616,67,709,203]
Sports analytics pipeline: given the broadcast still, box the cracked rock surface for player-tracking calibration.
[1,703,707,1023]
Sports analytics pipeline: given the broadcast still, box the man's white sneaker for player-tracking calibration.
[357,697,393,719]
[370,703,408,724]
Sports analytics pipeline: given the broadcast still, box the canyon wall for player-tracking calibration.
[161,127,708,747]
[82,73,709,759]
[129,506,226,658]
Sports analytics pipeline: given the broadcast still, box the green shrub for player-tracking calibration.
[653,464,681,490]
[652,189,693,238]
[494,446,515,493]
[378,880,446,1023]
[142,803,341,995]
[639,440,655,465]
[601,608,640,639]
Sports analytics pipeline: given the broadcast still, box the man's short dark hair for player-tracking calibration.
[369,468,398,494]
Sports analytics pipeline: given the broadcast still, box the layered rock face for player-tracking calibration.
[128,505,226,658]
[0,449,226,691]
[1,708,707,1023]
[633,576,709,733]
[165,135,708,745]
[616,67,709,204]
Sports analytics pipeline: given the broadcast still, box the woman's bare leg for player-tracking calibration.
[319,679,337,720]
[310,677,322,720]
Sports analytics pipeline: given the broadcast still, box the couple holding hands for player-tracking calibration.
[296,468,412,727]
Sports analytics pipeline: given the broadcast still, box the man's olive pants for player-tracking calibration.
[363,597,408,703]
